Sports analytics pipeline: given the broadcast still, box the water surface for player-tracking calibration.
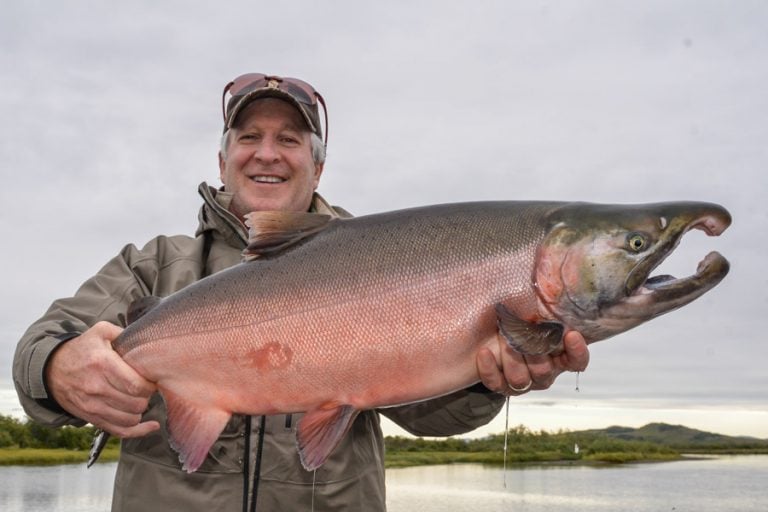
[387,455,768,512]
[0,455,765,511]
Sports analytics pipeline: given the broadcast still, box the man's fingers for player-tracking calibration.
[45,321,157,437]
[97,420,161,439]
[557,331,590,372]
[477,347,505,392]
[125,420,160,438]
[479,330,590,396]
[498,343,534,392]
[103,354,156,398]
[519,353,557,389]
[83,396,160,438]
[68,340,155,414]
[93,320,125,343]
[102,391,154,416]
[477,345,532,395]
[94,321,157,398]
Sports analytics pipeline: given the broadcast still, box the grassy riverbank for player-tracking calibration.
[384,449,682,468]
[1,446,676,468]
[0,447,120,466]
[2,416,765,467]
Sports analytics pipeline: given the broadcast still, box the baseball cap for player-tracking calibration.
[222,73,327,145]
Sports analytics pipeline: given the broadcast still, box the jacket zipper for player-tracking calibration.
[198,184,249,244]
[250,416,267,512]
[242,416,251,512]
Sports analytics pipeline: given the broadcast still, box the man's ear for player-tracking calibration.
[313,162,324,189]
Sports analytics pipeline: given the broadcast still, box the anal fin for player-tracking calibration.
[296,402,360,471]
[162,387,231,473]
[495,303,564,355]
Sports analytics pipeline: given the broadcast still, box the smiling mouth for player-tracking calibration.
[252,175,286,184]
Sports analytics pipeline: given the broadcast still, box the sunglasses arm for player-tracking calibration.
[315,92,329,147]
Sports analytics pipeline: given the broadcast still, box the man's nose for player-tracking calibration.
[253,138,280,163]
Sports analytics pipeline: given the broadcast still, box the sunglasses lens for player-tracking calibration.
[279,80,315,105]
[229,73,268,96]
[228,74,316,106]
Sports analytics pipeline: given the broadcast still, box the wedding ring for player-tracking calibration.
[508,380,533,393]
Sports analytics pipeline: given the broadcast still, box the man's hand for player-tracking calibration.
[476,330,590,396]
[45,321,160,437]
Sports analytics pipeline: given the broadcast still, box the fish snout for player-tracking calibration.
[689,205,731,237]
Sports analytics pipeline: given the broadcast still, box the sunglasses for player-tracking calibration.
[222,73,328,145]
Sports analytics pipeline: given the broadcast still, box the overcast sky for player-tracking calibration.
[1,1,766,439]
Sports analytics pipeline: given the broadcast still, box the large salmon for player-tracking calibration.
[110,201,731,472]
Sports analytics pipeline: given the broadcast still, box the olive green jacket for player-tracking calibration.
[13,183,505,512]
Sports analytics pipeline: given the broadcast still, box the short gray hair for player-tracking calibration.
[219,129,326,165]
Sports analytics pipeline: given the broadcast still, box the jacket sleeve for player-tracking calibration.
[12,236,201,427]
[379,384,506,436]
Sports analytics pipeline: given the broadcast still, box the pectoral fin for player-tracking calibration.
[296,402,360,471]
[495,303,564,355]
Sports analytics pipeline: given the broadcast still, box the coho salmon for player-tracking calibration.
[108,201,731,472]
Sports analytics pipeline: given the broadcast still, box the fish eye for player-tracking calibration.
[627,233,648,252]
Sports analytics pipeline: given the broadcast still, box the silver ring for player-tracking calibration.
[508,380,533,393]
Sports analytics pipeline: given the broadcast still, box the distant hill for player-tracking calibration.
[385,422,768,466]
[580,422,768,451]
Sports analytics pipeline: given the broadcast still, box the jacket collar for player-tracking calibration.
[195,182,347,246]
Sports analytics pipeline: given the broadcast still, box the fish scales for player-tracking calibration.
[118,203,551,408]
[108,200,731,472]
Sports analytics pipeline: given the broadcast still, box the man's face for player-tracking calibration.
[219,98,324,220]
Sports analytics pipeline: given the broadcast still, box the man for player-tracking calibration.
[13,73,589,511]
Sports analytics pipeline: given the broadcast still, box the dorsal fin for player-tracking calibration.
[243,211,333,261]
[127,296,162,325]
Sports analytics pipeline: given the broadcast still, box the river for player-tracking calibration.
[1,455,765,511]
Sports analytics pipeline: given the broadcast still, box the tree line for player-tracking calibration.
[385,424,677,459]
[0,414,118,451]
[3,415,651,457]
[3,414,763,456]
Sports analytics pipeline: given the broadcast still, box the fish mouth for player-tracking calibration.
[624,207,731,313]
[632,251,729,304]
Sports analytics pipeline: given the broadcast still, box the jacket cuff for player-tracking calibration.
[466,382,497,395]
[29,333,81,414]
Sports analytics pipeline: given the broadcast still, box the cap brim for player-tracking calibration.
[226,88,317,134]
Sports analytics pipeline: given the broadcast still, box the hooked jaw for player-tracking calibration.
[534,201,731,343]
[629,251,729,312]
[622,204,731,317]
